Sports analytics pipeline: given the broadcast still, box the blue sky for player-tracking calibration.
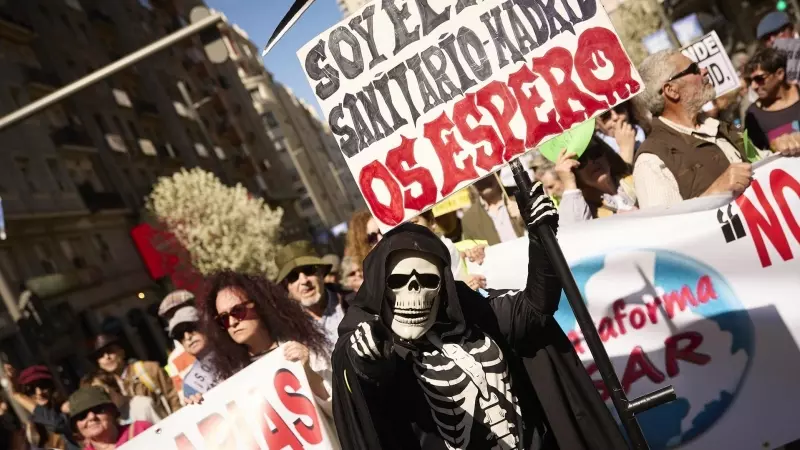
[206,0,342,119]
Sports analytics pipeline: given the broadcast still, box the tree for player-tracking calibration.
[146,168,284,279]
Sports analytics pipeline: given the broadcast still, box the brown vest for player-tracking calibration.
[635,119,747,200]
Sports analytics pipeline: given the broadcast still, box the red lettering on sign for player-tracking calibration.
[174,433,196,450]
[568,330,585,354]
[475,80,525,161]
[250,394,304,450]
[664,332,710,377]
[532,47,608,130]
[424,112,479,197]
[769,168,800,246]
[197,413,233,449]
[598,317,618,341]
[574,27,641,104]
[737,180,794,267]
[358,160,405,226]
[621,346,666,394]
[662,286,698,318]
[696,275,717,304]
[613,299,628,335]
[384,135,437,211]
[227,400,261,449]
[452,93,504,171]
[274,369,323,445]
[507,63,562,149]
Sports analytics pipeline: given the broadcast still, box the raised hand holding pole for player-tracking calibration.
[509,158,676,450]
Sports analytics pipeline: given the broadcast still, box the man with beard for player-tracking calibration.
[332,182,627,450]
[633,51,769,208]
[277,241,347,350]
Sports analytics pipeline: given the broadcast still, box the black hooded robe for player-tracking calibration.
[332,224,627,450]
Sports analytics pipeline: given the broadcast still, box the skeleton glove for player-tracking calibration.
[349,320,393,361]
[515,181,559,237]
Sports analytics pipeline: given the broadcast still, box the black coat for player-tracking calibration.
[332,224,627,450]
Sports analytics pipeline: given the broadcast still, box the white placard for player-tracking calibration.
[681,31,740,98]
[298,0,642,230]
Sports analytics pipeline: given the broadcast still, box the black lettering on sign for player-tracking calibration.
[455,0,478,13]
[516,0,550,50]
[421,44,462,102]
[387,61,422,125]
[344,92,375,151]
[357,84,394,141]
[440,33,478,92]
[707,62,725,86]
[304,39,340,100]
[329,26,365,79]
[718,204,747,243]
[372,73,409,132]
[382,0,421,56]
[329,105,358,157]
[349,5,387,70]
[535,0,574,38]
[508,1,537,54]
[480,3,524,69]
[457,27,493,81]
[407,53,445,113]
[414,0,451,37]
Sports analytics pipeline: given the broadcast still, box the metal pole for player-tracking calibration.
[509,159,676,450]
[0,13,224,132]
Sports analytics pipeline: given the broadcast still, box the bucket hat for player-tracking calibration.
[275,241,331,283]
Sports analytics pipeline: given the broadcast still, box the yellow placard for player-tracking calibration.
[432,189,472,217]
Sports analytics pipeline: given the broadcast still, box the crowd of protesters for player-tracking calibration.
[0,9,798,450]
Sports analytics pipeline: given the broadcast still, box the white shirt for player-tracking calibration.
[484,202,519,243]
[633,117,768,209]
[119,395,162,425]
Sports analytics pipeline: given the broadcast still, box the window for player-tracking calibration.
[15,157,39,193]
[111,116,127,136]
[262,112,279,129]
[262,159,271,171]
[194,143,209,158]
[92,234,113,262]
[112,89,132,108]
[0,249,20,283]
[46,159,69,192]
[60,238,87,268]
[34,243,57,274]
[213,146,226,160]
[64,158,103,191]
[65,0,83,11]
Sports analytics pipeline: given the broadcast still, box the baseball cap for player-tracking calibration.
[158,290,195,318]
[757,11,791,40]
[17,365,52,386]
[167,306,200,336]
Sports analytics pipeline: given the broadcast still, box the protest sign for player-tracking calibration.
[298,0,642,229]
[774,38,800,82]
[471,156,800,449]
[681,31,739,98]
[120,347,336,450]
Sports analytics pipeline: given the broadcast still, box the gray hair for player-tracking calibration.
[638,50,680,117]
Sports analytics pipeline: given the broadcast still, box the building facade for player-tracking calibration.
[0,0,308,389]
[226,24,363,248]
[337,0,369,17]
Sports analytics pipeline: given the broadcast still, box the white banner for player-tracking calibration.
[298,0,642,230]
[681,31,739,98]
[471,157,800,449]
[120,348,336,449]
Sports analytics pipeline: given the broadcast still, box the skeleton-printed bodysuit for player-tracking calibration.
[412,328,521,450]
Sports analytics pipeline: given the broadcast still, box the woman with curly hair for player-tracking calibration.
[193,271,333,418]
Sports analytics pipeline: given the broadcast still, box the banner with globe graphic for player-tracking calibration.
[472,156,800,449]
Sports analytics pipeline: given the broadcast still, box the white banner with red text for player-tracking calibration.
[298,0,642,229]
[119,348,337,450]
[470,156,800,449]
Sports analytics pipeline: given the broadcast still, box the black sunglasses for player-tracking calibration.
[170,323,198,341]
[659,62,701,93]
[72,404,112,423]
[367,231,382,246]
[746,73,771,85]
[387,270,441,290]
[285,265,320,284]
[23,381,53,396]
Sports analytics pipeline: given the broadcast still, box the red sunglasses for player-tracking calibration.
[214,302,256,329]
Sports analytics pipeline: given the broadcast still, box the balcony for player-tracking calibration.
[135,99,159,118]
[50,125,96,152]
[138,138,158,156]
[0,11,35,43]
[77,183,127,212]
[105,134,128,152]
[24,66,60,91]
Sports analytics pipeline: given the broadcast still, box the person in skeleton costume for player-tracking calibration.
[332,182,627,450]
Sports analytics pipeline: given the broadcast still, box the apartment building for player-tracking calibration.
[226,24,363,246]
[337,0,370,17]
[0,0,307,385]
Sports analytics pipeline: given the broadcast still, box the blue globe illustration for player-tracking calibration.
[553,249,755,449]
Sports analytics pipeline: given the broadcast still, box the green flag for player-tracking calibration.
[742,129,761,163]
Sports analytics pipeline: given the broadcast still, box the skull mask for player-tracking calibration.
[386,250,442,341]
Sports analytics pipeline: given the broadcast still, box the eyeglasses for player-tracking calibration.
[214,302,255,329]
[170,323,198,342]
[746,73,771,85]
[387,270,441,289]
[285,265,319,284]
[367,231,382,246]
[659,62,701,94]
[72,404,112,423]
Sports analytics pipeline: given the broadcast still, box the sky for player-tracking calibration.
[206,0,342,119]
